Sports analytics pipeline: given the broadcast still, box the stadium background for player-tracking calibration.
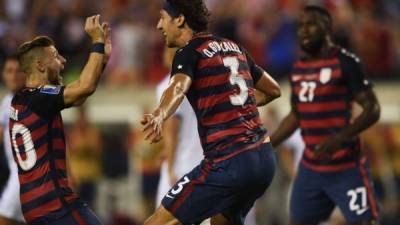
[0,0,399,224]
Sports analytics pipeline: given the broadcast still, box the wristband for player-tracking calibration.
[91,43,105,54]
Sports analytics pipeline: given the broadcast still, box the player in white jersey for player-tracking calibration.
[155,48,203,207]
[0,56,26,225]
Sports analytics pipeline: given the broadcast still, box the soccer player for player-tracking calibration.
[0,56,26,225]
[9,15,111,225]
[155,47,203,208]
[271,6,381,225]
[141,0,281,224]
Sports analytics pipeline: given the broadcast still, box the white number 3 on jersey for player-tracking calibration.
[223,57,249,106]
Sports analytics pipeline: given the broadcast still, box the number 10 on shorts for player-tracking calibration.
[347,187,369,215]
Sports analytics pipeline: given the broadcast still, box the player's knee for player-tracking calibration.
[144,207,179,225]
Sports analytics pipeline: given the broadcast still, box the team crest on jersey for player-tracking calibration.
[319,68,332,84]
[40,85,61,95]
[9,106,18,121]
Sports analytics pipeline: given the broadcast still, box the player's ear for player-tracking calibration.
[175,14,185,28]
[35,59,46,73]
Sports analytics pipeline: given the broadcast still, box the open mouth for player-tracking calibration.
[301,37,310,45]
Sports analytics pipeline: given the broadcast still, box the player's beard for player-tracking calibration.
[166,36,178,48]
[48,68,62,85]
[166,29,183,48]
[300,35,325,55]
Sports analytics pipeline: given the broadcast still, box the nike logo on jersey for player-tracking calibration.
[356,206,369,215]
[165,193,174,199]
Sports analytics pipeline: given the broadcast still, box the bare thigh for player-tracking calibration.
[144,205,182,225]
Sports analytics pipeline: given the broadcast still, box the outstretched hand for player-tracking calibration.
[141,110,164,144]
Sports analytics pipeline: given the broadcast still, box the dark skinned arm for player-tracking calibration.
[314,89,380,156]
[270,101,300,147]
[141,74,191,143]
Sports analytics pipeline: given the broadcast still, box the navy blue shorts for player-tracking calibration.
[162,142,276,225]
[29,201,103,225]
[290,158,379,224]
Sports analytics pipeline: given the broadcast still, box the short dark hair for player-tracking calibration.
[167,0,210,33]
[1,55,19,73]
[304,5,332,31]
[16,36,54,73]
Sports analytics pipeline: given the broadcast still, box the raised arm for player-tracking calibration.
[63,15,112,106]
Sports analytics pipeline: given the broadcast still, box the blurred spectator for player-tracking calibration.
[210,0,241,42]
[352,3,395,78]
[107,16,147,86]
[0,0,399,83]
[67,106,102,207]
[96,124,136,225]
[361,124,399,225]
[263,13,297,79]
[127,125,162,218]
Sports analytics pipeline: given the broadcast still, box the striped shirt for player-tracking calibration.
[171,33,267,161]
[9,85,78,224]
[290,47,372,172]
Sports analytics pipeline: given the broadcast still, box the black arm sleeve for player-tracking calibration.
[340,53,372,98]
[171,46,200,79]
[29,85,66,117]
[243,49,263,84]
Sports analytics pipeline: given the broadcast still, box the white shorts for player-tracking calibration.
[0,169,24,222]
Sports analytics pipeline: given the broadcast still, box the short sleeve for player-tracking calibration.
[29,85,66,117]
[339,52,372,97]
[171,46,200,79]
[243,48,263,84]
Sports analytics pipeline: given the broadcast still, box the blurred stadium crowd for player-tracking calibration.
[1,0,400,84]
[0,0,400,225]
